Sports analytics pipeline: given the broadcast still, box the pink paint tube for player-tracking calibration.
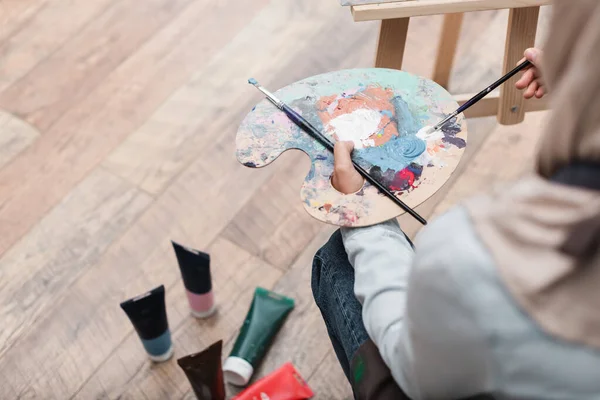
[171,241,216,318]
[233,363,314,400]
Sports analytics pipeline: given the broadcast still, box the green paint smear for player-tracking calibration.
[353,356,365,384]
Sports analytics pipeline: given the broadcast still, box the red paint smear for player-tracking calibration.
[323,203,332,212]
[389,168,415,192]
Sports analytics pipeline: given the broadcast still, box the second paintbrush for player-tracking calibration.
[247,78,427,226]
[429,60,532,133]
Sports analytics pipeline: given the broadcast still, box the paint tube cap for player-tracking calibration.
[223,356,254,386]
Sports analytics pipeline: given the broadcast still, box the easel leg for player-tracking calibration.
[432,13,464,89]
[498,6,539,125]
[375,18,410,69]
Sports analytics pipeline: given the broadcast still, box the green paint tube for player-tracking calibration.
[223,287,295,386]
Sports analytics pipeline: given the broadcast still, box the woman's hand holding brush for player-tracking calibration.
[331,48,546,198]
[331,141,365,194]
[515,48,546,99]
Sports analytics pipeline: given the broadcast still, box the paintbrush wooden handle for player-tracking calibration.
[457,60,532,115]
[283,105,335,151]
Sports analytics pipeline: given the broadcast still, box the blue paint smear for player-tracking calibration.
[252,124,270,138]
[354,94,426,172]
[357,136,426,171]
[390,95,420,137]
[287,97,328,155]
[306,165,315,181]
[248,78,258,85]
[442,122,466,149]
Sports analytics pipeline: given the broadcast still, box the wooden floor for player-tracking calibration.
[0,1,551,399]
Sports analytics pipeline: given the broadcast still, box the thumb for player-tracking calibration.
[333,141,355,172]
[332,141,364,194]
[524,48,542,66]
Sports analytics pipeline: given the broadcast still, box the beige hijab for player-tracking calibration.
[466,0,600,348]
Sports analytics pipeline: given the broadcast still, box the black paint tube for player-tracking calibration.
[120,285,173,362]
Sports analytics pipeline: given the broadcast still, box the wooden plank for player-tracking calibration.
[454,91,549,118]
[72,238,283,400]
[446,8,549,116]
[0,110,39,169]
[0,0,115,92]
[458,92,500,118]
[0,0,193,131]
[405,10,499,85]
[352,0,551,22]
[0,129,279,397]
[0,0,47,43]
[449,6,552,89]
[221,152,323,269]
[249,226,340,384]
[433,111,548,217]
[432,13,464,88]
[307,350,354,399]
[448,9,508,95]
[0,168,152,360]
[497,6,540,125]
[103,0,376,195]
[374,18,410,69]
[0,0,270,258]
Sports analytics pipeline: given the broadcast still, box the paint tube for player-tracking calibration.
[177,340,225,400]
[120,285,173,362]
[171,241,216,318]
[233,363,314,400]
[223,287,295,386]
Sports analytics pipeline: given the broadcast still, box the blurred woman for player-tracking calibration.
[311,1,600,399]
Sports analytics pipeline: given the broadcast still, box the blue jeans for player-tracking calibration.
[312,231,495,400]
[311,229,370,381]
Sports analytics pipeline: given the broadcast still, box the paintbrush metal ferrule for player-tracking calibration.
[432,112,457,131]
[248,78,284,109]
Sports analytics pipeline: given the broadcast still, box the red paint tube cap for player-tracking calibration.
[233,362,314,400]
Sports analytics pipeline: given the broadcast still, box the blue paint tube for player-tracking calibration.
[120,285,173,362]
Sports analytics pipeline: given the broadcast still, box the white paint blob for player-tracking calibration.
[328,108,381,149]
[417,125,444,142]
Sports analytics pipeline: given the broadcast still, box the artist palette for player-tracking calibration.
[236,68,467,227]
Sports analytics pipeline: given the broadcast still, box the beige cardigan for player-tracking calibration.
[342,206,600,400]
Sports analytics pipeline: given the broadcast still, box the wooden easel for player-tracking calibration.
[349,0,551,125]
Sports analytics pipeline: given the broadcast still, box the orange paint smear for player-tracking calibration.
[316,86,399,147]
[427,144,442,155]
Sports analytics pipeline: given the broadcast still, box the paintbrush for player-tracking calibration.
[427,60,532,133]
[248,78,427,226]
